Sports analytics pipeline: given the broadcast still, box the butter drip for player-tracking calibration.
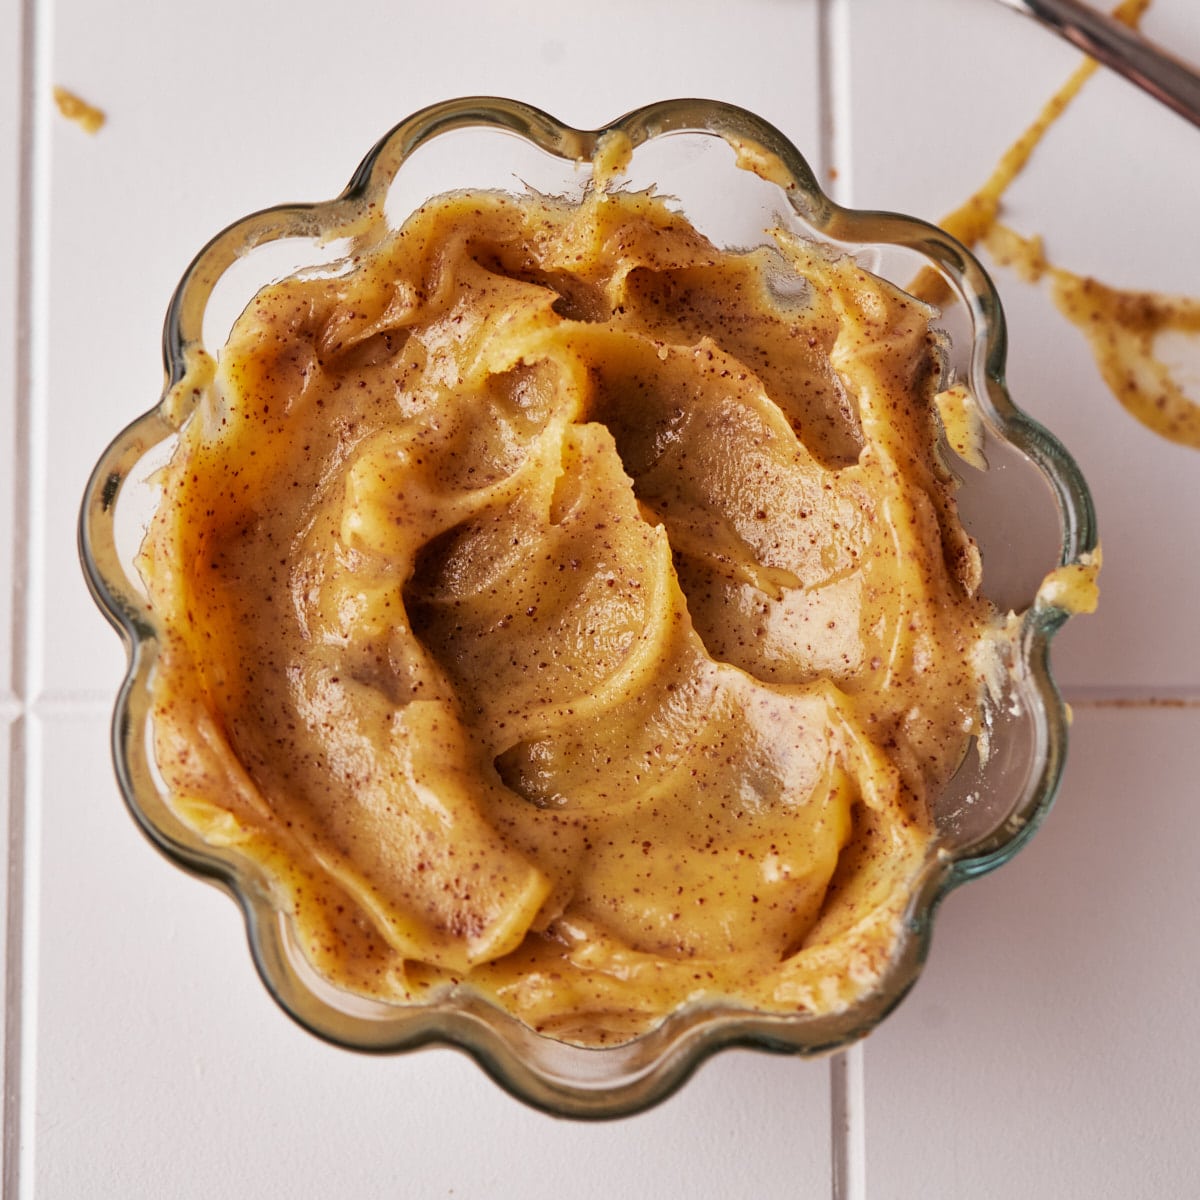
[912,0,1199,453]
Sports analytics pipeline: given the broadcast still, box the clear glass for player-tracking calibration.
[79,97,1097,1119]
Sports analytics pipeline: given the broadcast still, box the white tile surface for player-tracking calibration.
[31,711,832,1199]
[862,708,1200,1197]
[7,0,1200,1195]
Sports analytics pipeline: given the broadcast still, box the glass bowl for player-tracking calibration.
[79,96,1097,1119]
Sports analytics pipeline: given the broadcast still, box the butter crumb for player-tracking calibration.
[727,136,794,190]
[934,382,988,471]
[1037,546,1103,616]
[54,86,106,134]
[591,130,633,188]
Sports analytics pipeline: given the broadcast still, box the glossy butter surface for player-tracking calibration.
[141,183,994,1043]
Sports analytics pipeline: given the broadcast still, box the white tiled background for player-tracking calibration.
[5,1,1199,1195]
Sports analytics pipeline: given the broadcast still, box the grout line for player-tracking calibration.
[823,0,854,207]
[3,718,27,1200]
[8,29,35,713]
[0,695,111,720]
[29,693,112,718]
[19,9,50,718]
[815,0,835,188]
[14,715,41,1200]
[1063,687,1200,708]
[820,0,868,1190]
[822,4,862,1196]
[830,1045,866,1200]
[8,0,51,1190]
[4,0,34,1176]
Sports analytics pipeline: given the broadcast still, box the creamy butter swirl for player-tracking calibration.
[141,183,995,1044]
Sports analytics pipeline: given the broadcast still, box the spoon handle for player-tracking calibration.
[998,0,1200,127]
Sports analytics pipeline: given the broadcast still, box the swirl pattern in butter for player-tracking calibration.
[141,184,995,1044]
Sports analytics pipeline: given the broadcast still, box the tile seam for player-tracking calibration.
[825,0,854,208]
[9,14,35,713]
[815,0,835,188]
[830,1045,866,1200]
[29,694,112,717]
[4,0,35,1177]
[3,718,27,1200]
[820,3,864,1198]
[8,0,51,1189]
[1063,689,1200,708]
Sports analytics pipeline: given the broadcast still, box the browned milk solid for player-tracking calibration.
[141,183,995,1044]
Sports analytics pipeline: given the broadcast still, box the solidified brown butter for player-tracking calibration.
[984,224,1200,451]
[140,180,996,1044]
[1037,547,1102,615]
[53,85,105,134]
[913,0,1199,453]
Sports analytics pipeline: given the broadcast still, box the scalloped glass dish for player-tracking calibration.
[79,97,1096,1119]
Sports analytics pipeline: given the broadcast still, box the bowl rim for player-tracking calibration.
[78,95,1097,1119]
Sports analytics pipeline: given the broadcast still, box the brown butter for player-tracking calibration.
[141,183,995,1044]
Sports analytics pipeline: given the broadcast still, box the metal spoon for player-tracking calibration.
[992,0,1200,127]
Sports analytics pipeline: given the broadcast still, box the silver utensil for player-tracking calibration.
[992,0,1200,127]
